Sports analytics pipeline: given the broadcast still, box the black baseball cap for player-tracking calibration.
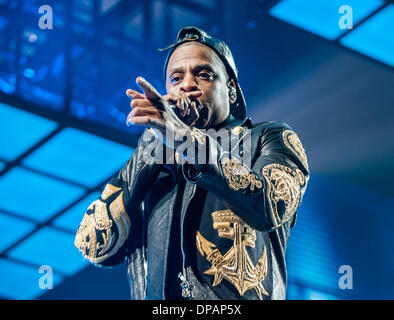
[159,26,246,121]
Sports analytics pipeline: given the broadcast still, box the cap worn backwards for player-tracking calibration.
[158,26,246,120]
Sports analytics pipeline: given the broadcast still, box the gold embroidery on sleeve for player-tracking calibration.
[74,184,131,264]
[196,210,269,299]
[190,127,206,145]
[262,163,305,227]
[222,157,263,191]
[109,189,131,249]
[282,130,309,172]
[101,184,121,201]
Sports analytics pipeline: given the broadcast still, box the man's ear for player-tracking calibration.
[227,79,237,104]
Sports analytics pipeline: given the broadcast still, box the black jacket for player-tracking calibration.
[74,117,309,300]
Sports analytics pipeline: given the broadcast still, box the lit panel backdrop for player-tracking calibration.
[0,99,133,299]
[0,161,6,172]
[0,212,36,253]
[0,258,63,300]
[0,102,58,161]
[7,226,89,276]
[0,167,86,222]
[52,191,102,232]
[269,0,384,40]
[340,4,394,67]
[0,0,393,300]
[269,0,393,67]
[22,127,132,188]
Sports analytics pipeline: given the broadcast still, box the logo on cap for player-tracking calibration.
[184,33,199,41]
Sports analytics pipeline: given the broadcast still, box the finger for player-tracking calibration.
[188,101,200,126]
[182,99,189,117]
[126,114,163,126]
[180,91,191,106]
[136,77,162,101]
[130,98,157,109]
[164,92,187,115]
[126,89,145,99]
[163,93,178,103]
[181,98,187,113]
[197,100,204,111]
[126,116,152,126]
[191,101,199,118]
[185,91,203,100]
[175,99,185,116]
[129,106,160,118]
[126,116,165,134]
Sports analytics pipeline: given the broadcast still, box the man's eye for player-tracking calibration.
[199,72,210,78]
[198,72,215,80]
[170,76,182,84]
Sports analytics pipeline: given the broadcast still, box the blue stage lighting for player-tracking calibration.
[0,167,86,222]
[0,15,9,30]
[0,160,5,172]
[22,127,133,188]
[7,226,89,277]
[340,4,394,67]
[287,283,338,300]
[101,0,121,13]
[305,289,338,300]
[52,191,101,232]
[23,68,35,79]
[286,175,338,291]
[50,54,64,77]
[0,258,63,300]
[0,212,36,254]
[0,103,58,161]
[270,0,384,40]
[0,74,16,94]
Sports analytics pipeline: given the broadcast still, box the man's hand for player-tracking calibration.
[126,77,203,149]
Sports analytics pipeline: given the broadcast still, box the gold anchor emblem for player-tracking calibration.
[196,210,269,299]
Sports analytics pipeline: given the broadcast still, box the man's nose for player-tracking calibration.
[180,74,199,92]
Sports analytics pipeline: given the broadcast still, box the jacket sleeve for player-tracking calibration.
[74,128,163,267]
[182,121,310,232]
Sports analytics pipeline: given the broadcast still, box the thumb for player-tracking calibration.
[136,77,162,101]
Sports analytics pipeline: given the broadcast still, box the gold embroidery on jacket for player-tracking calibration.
[282,130,309,172]
[262,163,305,227]
[196,210,269,299]
[222,157,263,191]
[190,127,206,145]
[74,184,131,264]
[101,184,121,200]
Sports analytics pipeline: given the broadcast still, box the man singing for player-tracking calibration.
[74,26,309,300]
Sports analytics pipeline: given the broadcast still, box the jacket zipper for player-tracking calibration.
[141,200,148,299]
[178,181,197,299]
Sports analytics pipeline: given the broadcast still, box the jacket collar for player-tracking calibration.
[213,114,252,130]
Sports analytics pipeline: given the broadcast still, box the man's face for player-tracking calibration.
[165,42,232,129]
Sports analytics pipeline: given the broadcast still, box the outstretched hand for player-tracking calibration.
[126,77,202,149]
